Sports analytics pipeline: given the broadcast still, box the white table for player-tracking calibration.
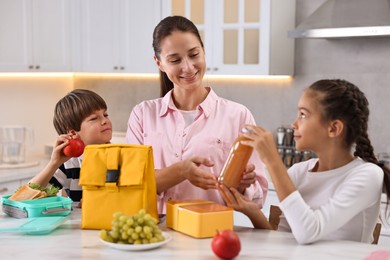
[0,207,388,260]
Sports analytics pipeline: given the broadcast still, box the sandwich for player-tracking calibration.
[8,183,59,201]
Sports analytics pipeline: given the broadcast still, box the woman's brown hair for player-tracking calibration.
[152,16,204,97]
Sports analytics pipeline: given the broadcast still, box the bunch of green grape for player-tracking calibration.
[99,209,165,245]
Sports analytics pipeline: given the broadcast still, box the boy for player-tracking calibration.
[30,89,112,202]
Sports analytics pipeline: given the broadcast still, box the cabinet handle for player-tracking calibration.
[28,65,34,69]
[206,67,211,71]
[35,65,40,69]
[114,66,118,70]
[120,66,125,70]
[0,187,8,193]
[213,67,218,71]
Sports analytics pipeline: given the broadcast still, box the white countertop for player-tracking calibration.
[0,157,47,183]
[0,207,388,260]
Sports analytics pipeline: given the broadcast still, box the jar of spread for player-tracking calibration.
[218,128,253,188]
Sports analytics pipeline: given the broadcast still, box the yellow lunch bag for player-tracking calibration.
[79,144,158,230]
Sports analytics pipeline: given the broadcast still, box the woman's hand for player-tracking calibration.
[181,156,217,190]
[237,163,256,194]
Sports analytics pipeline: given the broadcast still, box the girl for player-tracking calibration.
[218,79,390,244]
[126,16,268,214]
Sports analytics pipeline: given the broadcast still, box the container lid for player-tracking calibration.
[180,203,233,213]
[166,199,210,206]
[0,216,67,235]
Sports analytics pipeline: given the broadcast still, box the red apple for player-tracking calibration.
[63,138,85,157]
[211,229,241,260]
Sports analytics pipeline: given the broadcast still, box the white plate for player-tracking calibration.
[100,232,172,251]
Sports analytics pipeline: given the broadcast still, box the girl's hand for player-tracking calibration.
[237,163,256,194]
[240,125,280,166]
[217,183,259,215]
[181,157,217,190]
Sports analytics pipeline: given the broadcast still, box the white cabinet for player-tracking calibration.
[0,0,71,72]
[79,0,161,73]
[162,0,295,75]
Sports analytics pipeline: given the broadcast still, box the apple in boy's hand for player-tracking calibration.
[211,229,241,260]
[63,138,85,157]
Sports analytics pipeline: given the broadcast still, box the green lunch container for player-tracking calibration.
[1,195,72,218]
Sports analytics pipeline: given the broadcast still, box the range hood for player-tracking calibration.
[288,0,390,39]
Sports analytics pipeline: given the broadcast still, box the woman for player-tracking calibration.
[218,79,390,244]
[126,16,268,214]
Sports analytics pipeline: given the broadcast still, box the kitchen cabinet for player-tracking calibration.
[79,0,161,73]
[162,0,295,75]
[0,0,71,72]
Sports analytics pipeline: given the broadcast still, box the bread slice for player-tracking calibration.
[8,184,42,201]
[33,191,47,199]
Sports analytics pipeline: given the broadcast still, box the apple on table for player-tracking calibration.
[211,229,241,260]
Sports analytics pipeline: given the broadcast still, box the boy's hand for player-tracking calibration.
[51,134,74,163]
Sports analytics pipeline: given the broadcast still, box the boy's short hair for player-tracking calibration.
[53,89,107,135]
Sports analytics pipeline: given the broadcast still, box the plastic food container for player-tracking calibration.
[1,195,72,218]
[166,200,233,238]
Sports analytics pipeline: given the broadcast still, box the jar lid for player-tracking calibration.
[241,128,252,134]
